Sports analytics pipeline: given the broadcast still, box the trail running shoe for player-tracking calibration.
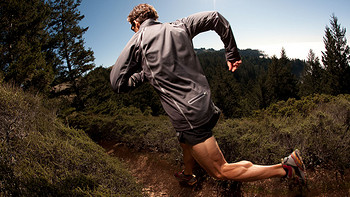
[174,170,197,186]
[282,149,306,183]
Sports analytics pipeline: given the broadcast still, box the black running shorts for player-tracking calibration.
[176,108,220,146]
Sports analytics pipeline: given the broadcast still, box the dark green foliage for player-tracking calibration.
[77,66,163,116]
[0,0,96,96]
[258,94,333,117]
[67,108,177,153]
[299,50,326,96]
[290,59,305,79]
[264,49,299,106]
[0,0,55,92]
[198,49,264,117]
[48,0,95,108]
[0,84,142,196]
[210,67,243,118]
[79,67,115,114]
[197,50,244,117]
[300,14,350,97]
[322,14,350,95]
[195,48,304,117]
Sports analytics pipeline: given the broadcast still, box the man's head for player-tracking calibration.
[128,4,158,32]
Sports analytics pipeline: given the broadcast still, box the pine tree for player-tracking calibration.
[322,14,350,95]
[251,69,268,109]
[0,0,55,92]
[210,66,243,118]
[48,0,95,108]
[299,50,325,96]
[265,48,298,105]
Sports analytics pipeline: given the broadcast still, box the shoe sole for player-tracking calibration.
[185,179,197,186]
[175,178,197,186]
[174,173,197,186]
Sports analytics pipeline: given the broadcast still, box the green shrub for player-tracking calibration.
[0,84,142,196]
[68,106,179,153]
[215,94,350,173]
[257,94,335,117]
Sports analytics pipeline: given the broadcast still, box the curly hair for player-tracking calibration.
[127,4,159,24]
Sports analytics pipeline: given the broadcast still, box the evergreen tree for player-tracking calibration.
[210,66,243,118]
[299,50,325,96]
[0,0,55,92]
[321,14,350,95]
[79,67,163,116]
[48,0,95,108]
[198,50,244,118]
[265,48,298,106]
[251,69,268,109]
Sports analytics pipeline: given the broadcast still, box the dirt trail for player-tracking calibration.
[100,141,223,197]
[99,142,350,197]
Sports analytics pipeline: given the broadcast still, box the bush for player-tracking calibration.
[215,94,350,173]
[0,84,142,196]
[68,106,179,153]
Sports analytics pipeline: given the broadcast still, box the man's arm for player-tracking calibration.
[110,34,145,93]
[175,11,242,71]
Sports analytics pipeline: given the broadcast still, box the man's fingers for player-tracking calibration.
[228,64,233,71]
[233,60,242,67]
[227,61,232,71]
[231,66,237,72]
[227,60,242,72]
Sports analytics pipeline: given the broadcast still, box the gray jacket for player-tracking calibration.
[110,11,241,131]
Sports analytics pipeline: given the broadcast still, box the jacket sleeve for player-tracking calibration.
[174,11,241,62]
[110,34,145,93]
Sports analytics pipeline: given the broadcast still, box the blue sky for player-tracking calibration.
[79,0,350,67]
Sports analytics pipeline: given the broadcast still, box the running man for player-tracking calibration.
[110,4,306,185]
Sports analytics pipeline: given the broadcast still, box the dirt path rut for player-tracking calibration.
[100,142,222,197]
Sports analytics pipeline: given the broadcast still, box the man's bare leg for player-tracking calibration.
[180,142,196,175]
[190,136,286,182]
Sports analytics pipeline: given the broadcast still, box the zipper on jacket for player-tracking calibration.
[188,92,207,105]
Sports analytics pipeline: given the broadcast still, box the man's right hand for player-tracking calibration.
[227,60,242,72]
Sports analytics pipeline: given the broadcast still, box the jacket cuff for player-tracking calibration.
[226,50,241,62]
